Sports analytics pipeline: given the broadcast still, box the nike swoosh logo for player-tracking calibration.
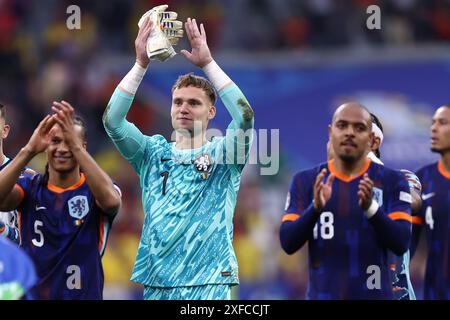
[422,193,435,201]
[162,157,192,166]
[35,206,47,211]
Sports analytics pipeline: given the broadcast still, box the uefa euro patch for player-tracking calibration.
[68,195,89,220]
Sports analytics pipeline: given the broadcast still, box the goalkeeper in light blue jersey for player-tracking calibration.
[103,16,254,300]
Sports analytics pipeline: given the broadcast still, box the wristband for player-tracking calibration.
[118,62,148,95]
[202,60,232,92]
[364,200,379,219]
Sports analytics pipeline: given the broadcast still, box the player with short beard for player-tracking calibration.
[281,103,412,299]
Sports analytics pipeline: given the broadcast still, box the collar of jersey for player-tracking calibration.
[47,173,86,193]
[437,160,450,179]
[171,141,211,160]
[328,158,371,182]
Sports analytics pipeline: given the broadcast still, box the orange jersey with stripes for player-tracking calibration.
[15,172,119,300]
[282,159,412,299]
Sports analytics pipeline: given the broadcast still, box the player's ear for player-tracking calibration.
[2,124,10,139]
[371,135,380,151]
[369,132,377,149]
[328,124,332,137]
[208,105,216,120]
[326,140,334,161]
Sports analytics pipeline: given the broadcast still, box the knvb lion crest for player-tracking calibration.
[194,153,213,180]
[68,195,89,220]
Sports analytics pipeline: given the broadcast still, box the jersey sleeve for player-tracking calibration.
[0,222,20,244]
[385,170,413,222]
[15,170,37,205]
[400,169,422,195]
[282,171,312,222]
[94,182,121,256]
[280,169,320,254]
[219,84,254,173]
[103,88,148,171]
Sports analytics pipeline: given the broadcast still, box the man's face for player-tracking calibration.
[431,106,450,154]
[46,124,85,174]
[329,105,373,164]
[171,86,216,135]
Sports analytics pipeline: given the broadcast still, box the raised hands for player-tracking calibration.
[313,169,335,211]
[135,16,153,68]
[51,101,83,150]
[180,18,213,68]
[358,173,374,210]
[25,115,57,155]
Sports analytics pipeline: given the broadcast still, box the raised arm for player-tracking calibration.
[0,116,56,211]
[53,101,121,217]
[181,18,254,166]
[181,17,254,126]
[102,17,153,169]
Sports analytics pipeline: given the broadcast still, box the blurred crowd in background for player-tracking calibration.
[0,0,446,299]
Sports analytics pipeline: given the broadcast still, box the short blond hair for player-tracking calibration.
[172,73,216,105]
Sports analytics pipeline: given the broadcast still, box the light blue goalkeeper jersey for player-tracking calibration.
[131,134,243,286]
[104,82,254,287]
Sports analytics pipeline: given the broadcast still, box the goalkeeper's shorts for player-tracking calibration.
[143,284,231,300]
